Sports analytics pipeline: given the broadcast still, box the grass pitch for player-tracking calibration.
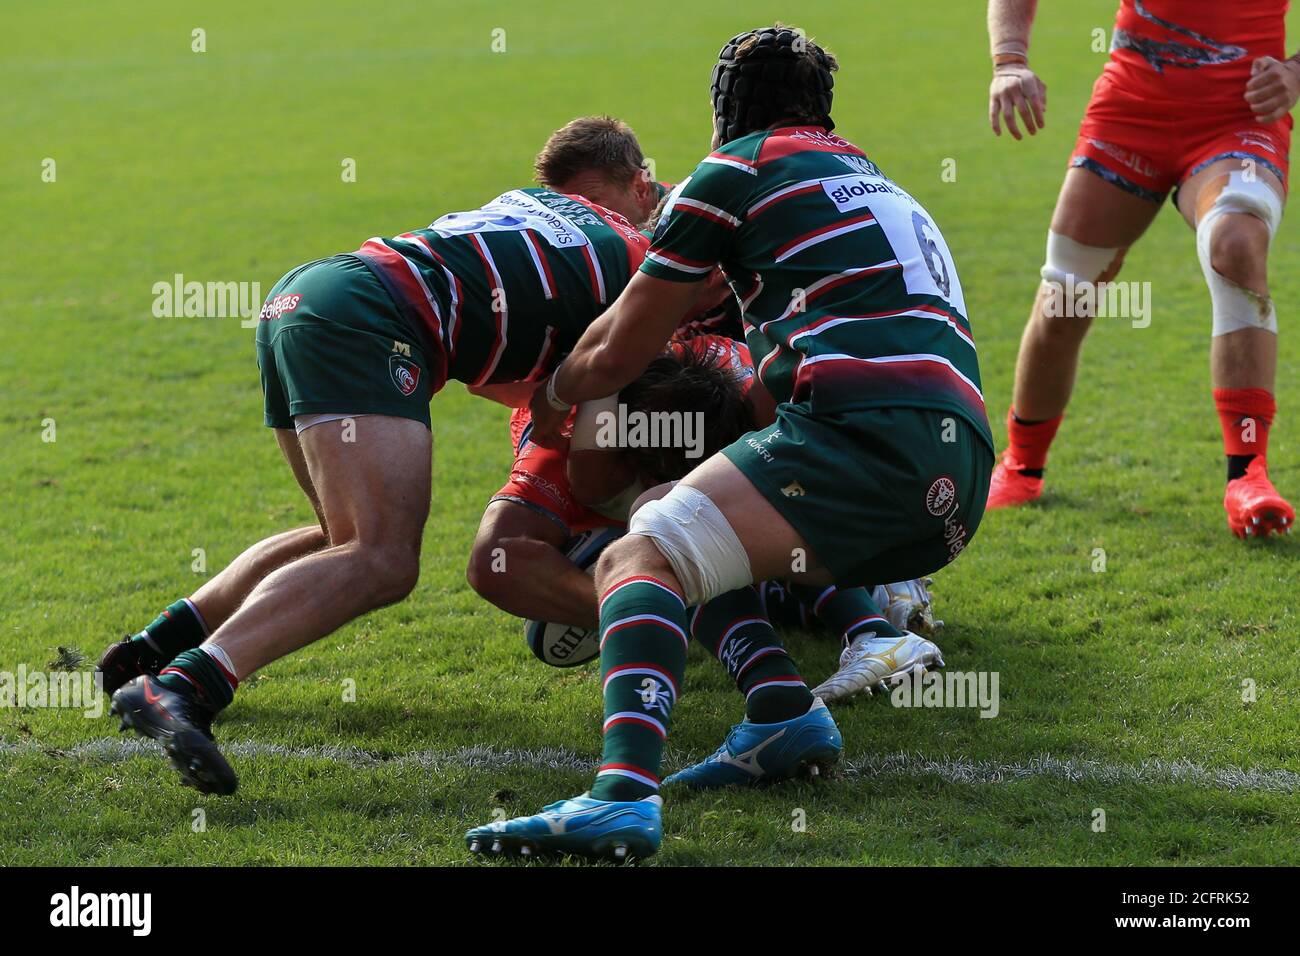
[2,0,1298,866]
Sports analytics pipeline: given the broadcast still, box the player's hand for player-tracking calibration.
[527,374,571,447]
[989,64,1047,139]
[1246,56,1300,124]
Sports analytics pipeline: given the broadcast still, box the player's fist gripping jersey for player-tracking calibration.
[1073,0,1292,202]
[644,126,994,586]
[257,189,649,428]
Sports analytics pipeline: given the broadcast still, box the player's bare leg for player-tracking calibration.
[205,416,431,674]
[466,500,601,629]
[97,430,328,694]
[1177,158,1293,537]
[989,166,1161,509]
[111,416,431,794]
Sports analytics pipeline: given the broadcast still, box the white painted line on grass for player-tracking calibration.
[4,738,1299,794]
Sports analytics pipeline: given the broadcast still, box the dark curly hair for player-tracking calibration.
[617,345,754,485]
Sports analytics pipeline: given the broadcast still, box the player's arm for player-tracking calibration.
[1245,50,1300,124]
[565,274,706,402]
[746,374,778,429]
[529,162,749,443]
[528,275,705,442]
[987,0,1046,139]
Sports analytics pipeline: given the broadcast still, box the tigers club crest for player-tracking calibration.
[389,355,422,396]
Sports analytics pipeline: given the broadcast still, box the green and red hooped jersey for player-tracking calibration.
[641,126,993,451]
[354,188,649,393]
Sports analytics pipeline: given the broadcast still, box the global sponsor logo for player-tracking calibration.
[821,173,905,212]
[432,190,593,248]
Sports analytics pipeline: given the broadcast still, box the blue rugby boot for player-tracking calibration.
[665,697,842,789]
[466,793,661,861]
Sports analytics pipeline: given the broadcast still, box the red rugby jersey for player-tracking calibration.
[1108,0,1289,102]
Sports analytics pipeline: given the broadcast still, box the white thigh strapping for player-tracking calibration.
[1040,230,1120,286]
[626,485,752,607]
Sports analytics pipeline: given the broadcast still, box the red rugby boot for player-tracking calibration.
[1224,457,1294,538]
[987,454,1044,510]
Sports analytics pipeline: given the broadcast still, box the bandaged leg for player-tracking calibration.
[1197,171,1282,337]
[1039,230,1122,319]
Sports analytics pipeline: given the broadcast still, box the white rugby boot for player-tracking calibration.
[871,578,943,637]
[812,630,944,704]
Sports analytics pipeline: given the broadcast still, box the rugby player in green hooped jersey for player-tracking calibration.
[468,24,995,861]
[96,116,674,796]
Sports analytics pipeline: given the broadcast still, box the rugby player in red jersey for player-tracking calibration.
[986,0,1299,538]
[96,117,668,795]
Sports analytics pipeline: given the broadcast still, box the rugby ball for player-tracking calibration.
[525,527,623,667]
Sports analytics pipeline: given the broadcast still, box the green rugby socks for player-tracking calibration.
[691,585,813,724]
[793,584,902,646]
[157,645,238,711]
[591,576,689,802]
[132,598,209,660]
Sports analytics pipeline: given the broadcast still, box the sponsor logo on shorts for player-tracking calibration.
[746,428,782,464]
[512,471,571,512]
[925,476,957,516]
[389,355,422,396]
[1235,131,1278,154]
[1084,138,1159,179]
[943,513,969,563]
[926,475,969,562]
[259,293,302,322]
[781,480,806,498]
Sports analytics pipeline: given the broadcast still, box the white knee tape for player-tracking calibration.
[627,485,752,607]
[1197,172,1282,336]
[1040,231,1120,286]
